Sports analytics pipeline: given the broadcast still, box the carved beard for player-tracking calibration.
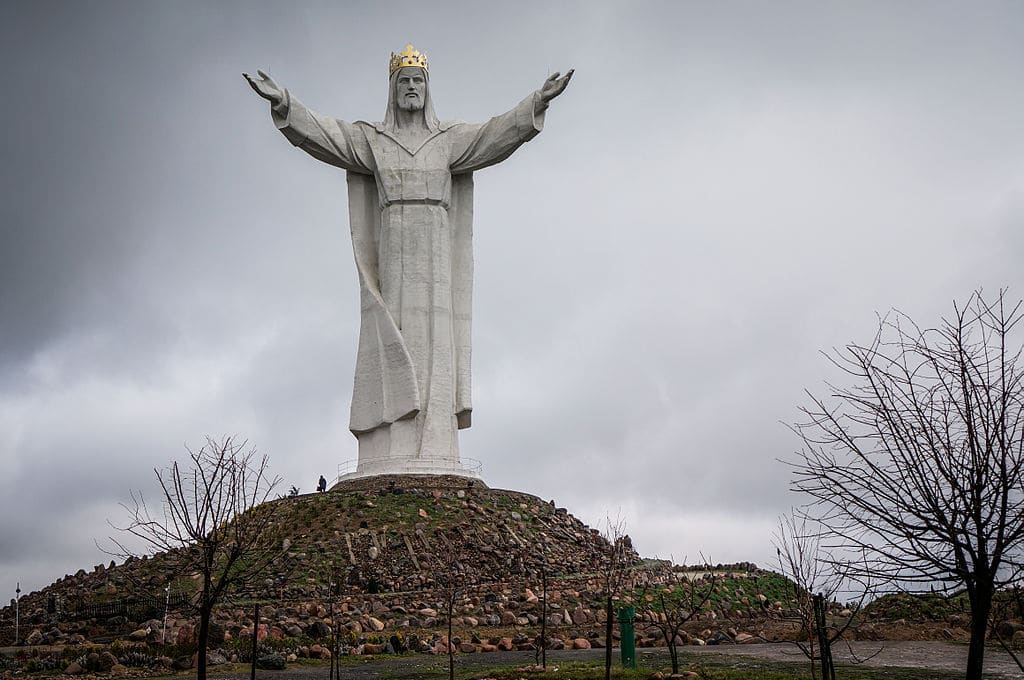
[398,95,425,112]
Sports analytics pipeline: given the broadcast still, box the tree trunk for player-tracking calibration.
[604,596,612,680]
[668,632,679,674]
[966,583,994,680]
[250,602,259,680]
[197,602,211,680]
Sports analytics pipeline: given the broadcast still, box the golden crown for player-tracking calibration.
[389,44,428,76]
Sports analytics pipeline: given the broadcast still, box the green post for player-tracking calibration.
[617,606,636,669]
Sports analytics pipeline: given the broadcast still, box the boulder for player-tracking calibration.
[572,638,591,649]
[256,653,286,670]
[176,623,194,645]
[367,616,386,631]
[573,606,593,624]
[706,631,731,645]
[63,662,85,675]
[98,651,119,671]
[996,620,1024,639]
[309,621,332,638]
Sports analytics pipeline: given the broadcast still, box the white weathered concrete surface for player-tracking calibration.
[245,59,572,481]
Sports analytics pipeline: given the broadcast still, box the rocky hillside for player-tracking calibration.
[2,478,639,642]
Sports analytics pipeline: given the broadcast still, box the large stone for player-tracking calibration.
[256,653,286,670]
[309,621,332,639]
[207,652,228,665]
[176,624,194,646]
[997,621,1024,639]
[98,651,118,671]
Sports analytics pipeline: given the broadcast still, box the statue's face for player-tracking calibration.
[395,67,426,112]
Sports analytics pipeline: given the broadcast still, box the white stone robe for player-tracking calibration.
[272,90,546,474]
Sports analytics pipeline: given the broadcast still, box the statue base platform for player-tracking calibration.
[330,472,489,493]
[334,455,484,488]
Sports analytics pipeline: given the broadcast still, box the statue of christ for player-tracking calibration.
[245,45,572,480]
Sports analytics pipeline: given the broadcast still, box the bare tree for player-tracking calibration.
[639,559,718,676]
[789,290,1024,680]
[599,513,631,680]
[773,511,876,680]
[431,529,470,680]
[111,436,282,680]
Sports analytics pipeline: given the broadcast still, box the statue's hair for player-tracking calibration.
[382,66,439,132]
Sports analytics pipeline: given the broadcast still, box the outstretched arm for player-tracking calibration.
[243,69,373,174]
[450,68,574,174]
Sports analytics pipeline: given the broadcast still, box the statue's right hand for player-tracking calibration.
[244,69,283,105]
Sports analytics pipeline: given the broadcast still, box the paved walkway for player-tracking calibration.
[682,640,1023,678]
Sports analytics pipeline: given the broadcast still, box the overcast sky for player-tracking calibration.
[2,1,1022,597]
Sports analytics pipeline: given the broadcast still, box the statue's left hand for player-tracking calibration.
[540,69,574,103]
[244,69,284,106]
